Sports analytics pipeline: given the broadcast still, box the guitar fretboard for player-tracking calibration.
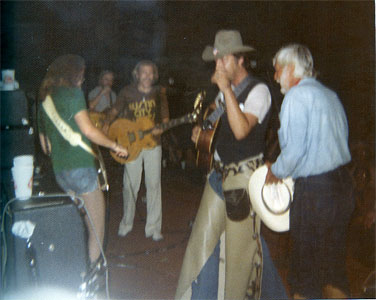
[143,114,194,135]
[160,115,193,131]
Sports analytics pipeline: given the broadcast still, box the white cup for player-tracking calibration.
[13,155,34,167]
[2,69,15,83]
[11,165,34,200]
[1,69,16,91]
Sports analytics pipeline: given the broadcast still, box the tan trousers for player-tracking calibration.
[175,166,263,300]
[119,146,162,237]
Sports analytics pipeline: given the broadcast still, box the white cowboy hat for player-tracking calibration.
[202,30,255,61]
[248,165,294,232]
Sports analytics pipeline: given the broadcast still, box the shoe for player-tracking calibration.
[80,257,107,298]
[118,223,132,237]
[152,232,163,241]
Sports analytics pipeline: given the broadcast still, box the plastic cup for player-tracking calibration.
[1,69,16,91]
[2,69,15,83]
[13,155,34,167]
[11,165,34,200]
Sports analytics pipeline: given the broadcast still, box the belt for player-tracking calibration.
[214,154,264,179]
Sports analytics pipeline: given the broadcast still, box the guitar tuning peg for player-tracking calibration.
[193,90,205,110]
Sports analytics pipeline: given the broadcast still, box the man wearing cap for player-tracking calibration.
[265,44,354,299]
[175,30,286,300]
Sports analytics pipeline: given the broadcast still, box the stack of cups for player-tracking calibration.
[12,155,34,200]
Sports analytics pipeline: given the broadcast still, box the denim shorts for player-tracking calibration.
[55,167,98,195]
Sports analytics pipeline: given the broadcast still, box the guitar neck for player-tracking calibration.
[160,114,193,131]
[144,114,193,135]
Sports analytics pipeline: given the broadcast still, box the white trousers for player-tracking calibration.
[120,146,162,236]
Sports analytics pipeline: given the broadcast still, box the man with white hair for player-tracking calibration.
[266,44,354,299]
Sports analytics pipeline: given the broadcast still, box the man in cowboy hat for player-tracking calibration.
[265,44,354,299]
[175,30,287,300]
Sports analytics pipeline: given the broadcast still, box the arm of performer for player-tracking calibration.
[38,106,52,155]
[265,161,283,184]
[88,86,112,111]
[75,109,128,157]
[39,133,51,155]
[212,60,258,140]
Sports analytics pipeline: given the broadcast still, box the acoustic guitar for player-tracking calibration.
[194,105,220,171]
[108,92,204,164]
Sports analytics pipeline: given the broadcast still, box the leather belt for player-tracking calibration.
[214,154,264,180]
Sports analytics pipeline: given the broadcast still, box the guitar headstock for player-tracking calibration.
[189,91,205,122]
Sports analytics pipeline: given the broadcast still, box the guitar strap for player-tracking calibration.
[204,76,254,129]
[42,95,97,158]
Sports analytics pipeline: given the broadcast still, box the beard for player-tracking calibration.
[279,67,290,95]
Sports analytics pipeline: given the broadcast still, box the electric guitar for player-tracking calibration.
[108,92,204,164]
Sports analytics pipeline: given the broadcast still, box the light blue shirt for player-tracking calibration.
[272,78,351,179]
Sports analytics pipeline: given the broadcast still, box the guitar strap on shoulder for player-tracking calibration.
[42,95,97,158]
[205,76,254,129]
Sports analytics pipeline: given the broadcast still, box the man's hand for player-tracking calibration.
[101,86,112,97]
[151,127,163,136]
[191,125,200,144]
[111,143,128,158]
[265,161,282,185]
[211,60,231,93]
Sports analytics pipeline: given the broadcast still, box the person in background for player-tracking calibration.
[265,44,354,299]
[38,55,128,266]
[105,60,169,241]
[175,30,286,300]
[88,70,116,113]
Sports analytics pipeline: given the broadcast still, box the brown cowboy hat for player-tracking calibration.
[202,30,255,61]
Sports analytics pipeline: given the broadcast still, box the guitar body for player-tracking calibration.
[195,106,219,171]
[108,117,156,164]
[108,91,205,165]
[89,111,107,130]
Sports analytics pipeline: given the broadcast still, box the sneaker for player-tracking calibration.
[118,223,132,237]
[152,232,163,241]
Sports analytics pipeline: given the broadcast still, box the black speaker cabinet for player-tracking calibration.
[4,195,88,293]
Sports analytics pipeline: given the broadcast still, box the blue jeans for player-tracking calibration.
[192,236,287,299]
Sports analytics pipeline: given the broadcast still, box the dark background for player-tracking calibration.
[1,0,375,150]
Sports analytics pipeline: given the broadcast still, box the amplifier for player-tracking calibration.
[4,195,88,294]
